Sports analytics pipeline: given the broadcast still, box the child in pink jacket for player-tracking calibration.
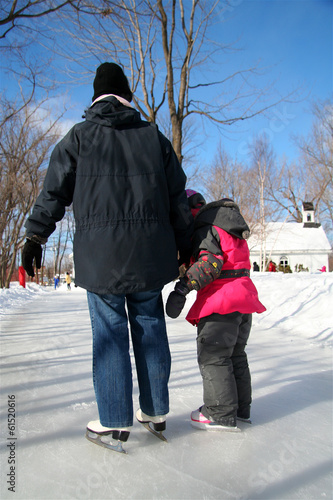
[166,191,266,431]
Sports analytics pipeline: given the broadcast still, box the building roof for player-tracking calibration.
[248,222,331,253]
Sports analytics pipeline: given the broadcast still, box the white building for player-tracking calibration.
[248,202,331,272]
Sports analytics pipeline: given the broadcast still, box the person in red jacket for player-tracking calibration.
[166,192,266,431]
[268,261,277,272]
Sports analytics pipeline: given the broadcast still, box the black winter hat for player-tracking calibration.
[92,62,133,102]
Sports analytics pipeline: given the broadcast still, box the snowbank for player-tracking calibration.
[1,273,332,347]
[0,282,50,315]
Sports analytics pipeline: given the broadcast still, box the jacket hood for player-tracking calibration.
[85,96,141,128]
[195,199,250,239]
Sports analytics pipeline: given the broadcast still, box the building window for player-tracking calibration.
[279,256,289,268]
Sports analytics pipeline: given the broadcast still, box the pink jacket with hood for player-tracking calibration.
[184,198,266,326]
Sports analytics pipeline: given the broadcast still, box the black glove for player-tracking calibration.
[166,278,191,319]
[22,239,42,277]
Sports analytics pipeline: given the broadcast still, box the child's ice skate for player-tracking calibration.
[191,408,240,432]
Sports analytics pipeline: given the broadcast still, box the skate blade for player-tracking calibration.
[85,430,127,454]
[237,417,252,424]
[191,421,241,432]
[141,422,168,442]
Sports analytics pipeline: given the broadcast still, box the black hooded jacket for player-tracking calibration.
[182,200,251,291]
[192,199,250,259]
[25,97,193,293]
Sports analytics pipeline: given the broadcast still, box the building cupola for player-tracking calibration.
[302,201,321,228]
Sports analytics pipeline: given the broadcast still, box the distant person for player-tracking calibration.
[268,261,276,272]
[318,266,327,272]
[65,272,71,290]
[53,276,59,289]
[253,261,259,272]
[166,192,266,431]
[21,62,193,453]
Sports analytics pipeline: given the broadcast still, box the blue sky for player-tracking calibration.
[200,0,333,164]
[1,0,332,167]
[62,0,332,167]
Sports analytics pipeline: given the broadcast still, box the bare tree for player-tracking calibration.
[54,0,300,166]
[264,99,333,242]
[0,92,62,287]
[150,0,298,164]
[248,134,275,271]
[0,0,93,39]
[296,99,333,238]
[265,158,305,223]
[201,142,263,229]
[50,212,73,277]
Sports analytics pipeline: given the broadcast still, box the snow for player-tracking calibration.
[1,273,332,500]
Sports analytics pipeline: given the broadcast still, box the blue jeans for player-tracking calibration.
[87,288,171,428]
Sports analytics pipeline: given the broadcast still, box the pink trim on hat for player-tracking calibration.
[186,189,198,198]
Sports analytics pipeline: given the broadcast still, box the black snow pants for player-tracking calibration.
[196,311,252,424]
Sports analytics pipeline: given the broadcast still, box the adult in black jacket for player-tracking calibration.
[22,62,194,452]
